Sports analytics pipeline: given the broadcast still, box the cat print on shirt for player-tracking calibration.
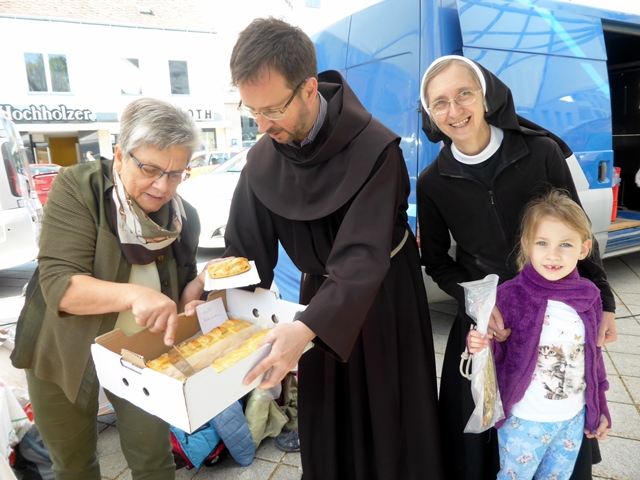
[536,344,586,400]
[564,344,586,395]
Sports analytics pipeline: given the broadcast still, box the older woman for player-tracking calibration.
[11,98,208,480]
[417,56,617,480]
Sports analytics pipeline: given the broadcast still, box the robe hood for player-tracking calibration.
[244,70,399,221]
[420,55,572,158]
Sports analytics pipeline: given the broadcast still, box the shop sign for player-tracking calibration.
[188,109,214,120]
[0,104,95,123]
[187,109,225,122]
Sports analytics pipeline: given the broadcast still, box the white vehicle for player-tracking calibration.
[178,148,249,249]
[0,110,42,270]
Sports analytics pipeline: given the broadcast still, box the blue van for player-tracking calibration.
[0,110,42,270]
[313,0,640,265]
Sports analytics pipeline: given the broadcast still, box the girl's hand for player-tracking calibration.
[466,329,490,354]
[585,415,610,440]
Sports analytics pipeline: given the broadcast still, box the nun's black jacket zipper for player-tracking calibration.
[417,128,615,317]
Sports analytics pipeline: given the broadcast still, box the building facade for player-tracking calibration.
[0,0,243,167]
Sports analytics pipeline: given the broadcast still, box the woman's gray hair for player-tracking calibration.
[118,98,201,160]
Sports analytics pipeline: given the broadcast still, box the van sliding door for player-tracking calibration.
[456,0,613,245]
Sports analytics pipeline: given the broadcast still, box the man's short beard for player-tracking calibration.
[270,101,312,145]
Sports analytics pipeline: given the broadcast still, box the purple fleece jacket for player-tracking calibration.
[493,264,611,432]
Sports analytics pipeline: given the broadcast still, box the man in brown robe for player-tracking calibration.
[224,17,444,480]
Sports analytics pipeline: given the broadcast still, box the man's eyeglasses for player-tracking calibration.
[129,153,185,185]
[237,78,309,121]
[428,89,483,116]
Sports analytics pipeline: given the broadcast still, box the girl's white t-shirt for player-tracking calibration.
[511,300,587,422]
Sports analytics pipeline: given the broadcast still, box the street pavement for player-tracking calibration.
[1,253,639,479]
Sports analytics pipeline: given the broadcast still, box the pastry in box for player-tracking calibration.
[145,318,268,380]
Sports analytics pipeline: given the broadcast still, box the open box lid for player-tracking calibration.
[208,288,305,326]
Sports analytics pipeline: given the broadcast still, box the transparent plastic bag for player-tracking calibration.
[460,274,505,433]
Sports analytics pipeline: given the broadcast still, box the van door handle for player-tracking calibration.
[598,161,608,183]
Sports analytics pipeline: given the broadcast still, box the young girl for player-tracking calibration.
[467,189,611,480]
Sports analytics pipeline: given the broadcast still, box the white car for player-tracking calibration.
[178,148,248,249]
[0,110,43,270]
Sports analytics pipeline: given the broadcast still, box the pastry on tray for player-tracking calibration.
[145,319,252,374]
[212,329,269,372]
[206,257,251,279]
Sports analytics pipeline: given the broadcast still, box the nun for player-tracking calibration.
[416,55,616,480]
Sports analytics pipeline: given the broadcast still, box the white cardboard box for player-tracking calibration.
[90,288,305,433]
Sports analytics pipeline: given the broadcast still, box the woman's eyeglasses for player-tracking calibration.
[428,89,483,116]
[129,153,184,185]
[237,78,309,121]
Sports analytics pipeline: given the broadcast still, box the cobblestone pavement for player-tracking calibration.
[2,253,639,479]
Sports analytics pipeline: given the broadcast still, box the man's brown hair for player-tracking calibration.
[230,17,317,89]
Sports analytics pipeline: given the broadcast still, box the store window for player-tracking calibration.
[24,53,70,92]
[241,116,258,146]
[120,58,142,95]
[169,60,190,94]
[201,128,216,150]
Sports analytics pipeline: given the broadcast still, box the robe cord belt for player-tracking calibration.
[305,228,410,279]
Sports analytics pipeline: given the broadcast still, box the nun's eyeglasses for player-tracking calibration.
[428,89,483,115]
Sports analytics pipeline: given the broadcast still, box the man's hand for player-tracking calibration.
[487,305,511,343]
[597,311,617,347]
[243,321,316,389]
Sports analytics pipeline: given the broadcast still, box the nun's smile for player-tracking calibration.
[450,117,470,128]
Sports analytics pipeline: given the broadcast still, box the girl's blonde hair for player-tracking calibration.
[517,189,593,270]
